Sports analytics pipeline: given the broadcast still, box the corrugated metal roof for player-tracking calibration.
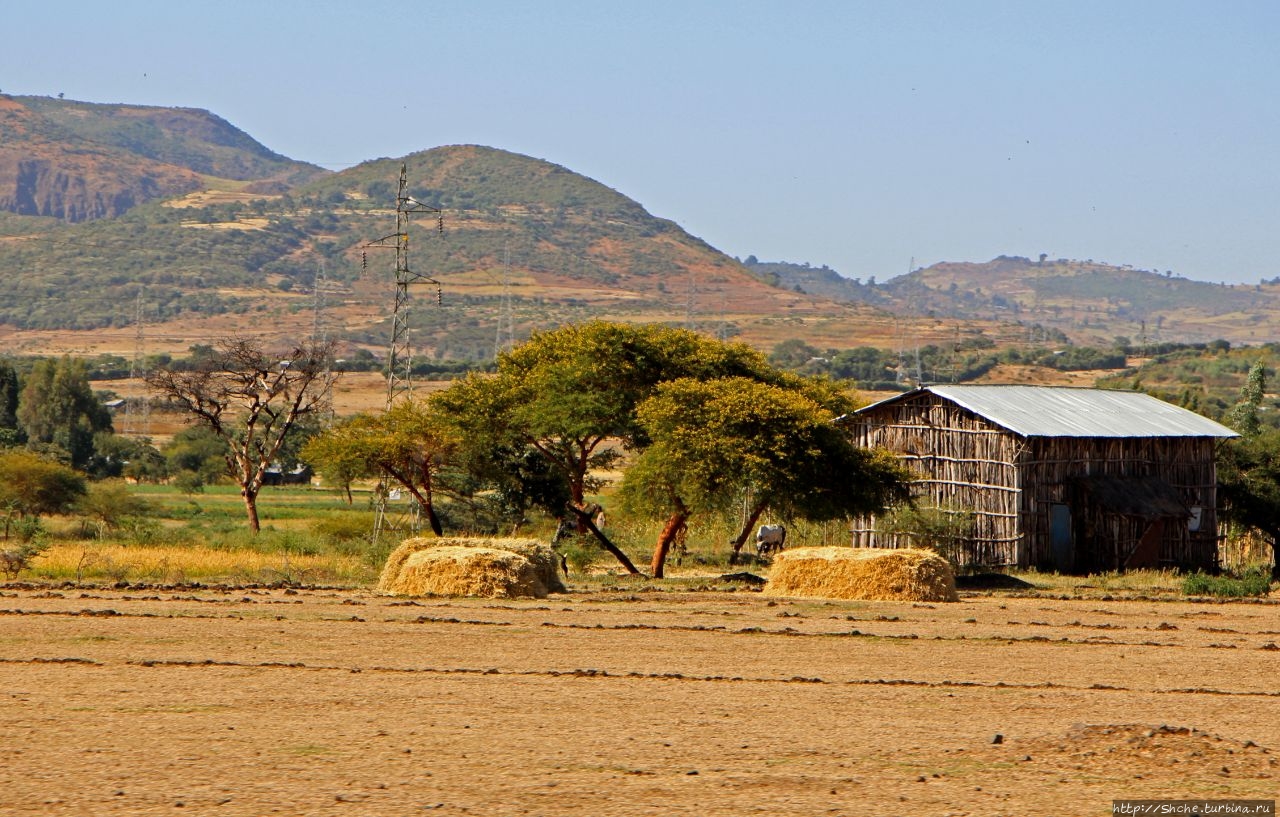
[857,385,1240,439]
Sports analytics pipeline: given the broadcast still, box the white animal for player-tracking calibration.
[755,524,787,558]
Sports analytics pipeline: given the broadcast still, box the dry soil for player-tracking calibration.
[1,585,1277,816]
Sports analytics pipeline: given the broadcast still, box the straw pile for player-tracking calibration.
[378,537,566,597]
[763,546,958,602]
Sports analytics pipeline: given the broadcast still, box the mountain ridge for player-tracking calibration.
[760,254,1280,346]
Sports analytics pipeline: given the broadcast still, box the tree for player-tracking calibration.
[0,359,21,449]
[16,356,113,469]
[769,338,821,370]
[147,338,337,532]
[433,321,856,573]
[163,425,230,487]
[1218,363,1280,578]
[76,480,152,537]
[301,427,366,505]
[0,450,86,539]
[434,320,836,514]
[303,400,456,534]
[102,436,169,484]
[619,377,911,577]
[1217,429,1280,580]
[1226,362,1266,438]
[0,359,19,434]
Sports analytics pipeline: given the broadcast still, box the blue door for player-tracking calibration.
[1050,503,1074,572]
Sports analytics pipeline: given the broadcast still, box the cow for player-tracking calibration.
[755,524,787,559]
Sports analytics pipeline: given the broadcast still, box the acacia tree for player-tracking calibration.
[620,377,911,578]
[147,338,336,532]
[433,320,837,517]
[0,450,86,539]
[303,400,456,535]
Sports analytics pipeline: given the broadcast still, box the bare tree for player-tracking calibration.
[147,338,336,532]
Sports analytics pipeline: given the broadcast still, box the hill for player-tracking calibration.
[765,254,1280,347]
[743,257,885,305]
[0,133,998,360]
[0,94,325,222]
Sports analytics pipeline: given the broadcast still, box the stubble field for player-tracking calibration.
[2,584,1278,816]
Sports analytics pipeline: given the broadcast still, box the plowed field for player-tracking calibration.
[1,586,1277,815]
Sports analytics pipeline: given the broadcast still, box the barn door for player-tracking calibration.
[1049,503,1074,572]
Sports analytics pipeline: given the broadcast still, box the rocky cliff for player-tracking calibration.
[0,94,322,222]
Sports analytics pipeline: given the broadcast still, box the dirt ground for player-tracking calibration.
[1,584,1277,816]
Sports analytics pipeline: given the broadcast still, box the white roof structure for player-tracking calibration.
[857,385,1240,439]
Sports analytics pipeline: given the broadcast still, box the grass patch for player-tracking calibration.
[1181,567,1273,598]
[1005,569,1187,596]
[29,543,374,585]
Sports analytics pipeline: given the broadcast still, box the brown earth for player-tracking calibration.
[1,585,1277,815]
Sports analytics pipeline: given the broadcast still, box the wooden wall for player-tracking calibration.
[850,392,1221,572]
[849,393,1023,566]
[1021,436,1219,571]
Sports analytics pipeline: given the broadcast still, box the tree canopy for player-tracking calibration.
[0,450,86,538]
[303,400,457,535]
[619,377,910,576]
[16,356,113,469]
[1217,362,1280,577]
[433,320,853,516]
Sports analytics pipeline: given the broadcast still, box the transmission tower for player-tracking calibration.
[362,163,443,407]
[684,267,698,330]
[123,290,150,438]
[493,246,515,359]
[893,257,923,387]
[361,164,443,542]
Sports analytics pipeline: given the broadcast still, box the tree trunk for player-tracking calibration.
[570,476,589,533]
[565,502,642,575]
[729,499,769,565]
[243,490,261,533]
[651,504,688,579]
[423,501,444,536]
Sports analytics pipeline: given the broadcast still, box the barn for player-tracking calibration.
[846,385,1239,573]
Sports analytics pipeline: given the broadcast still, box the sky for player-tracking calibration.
[2,1,1278,285]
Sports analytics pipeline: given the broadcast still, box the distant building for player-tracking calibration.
[847,385,1238,573]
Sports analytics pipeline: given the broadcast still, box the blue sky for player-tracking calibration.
[2,1,1277,284]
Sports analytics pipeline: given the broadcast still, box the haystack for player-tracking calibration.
[763,546,958,602]
[378,537,566,597]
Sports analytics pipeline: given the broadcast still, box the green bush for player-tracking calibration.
[1181,567,1273,597]
[876,504,975,566]
[310,513,373,545]
[11,516,48,544]
[557,536,598,574]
